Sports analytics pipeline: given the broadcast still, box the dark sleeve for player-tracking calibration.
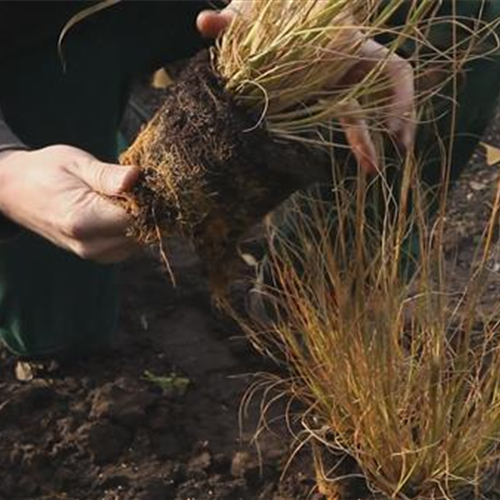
[0,105,27,239]
[0,105,29,153]
[380,0,500,52]
[102,1,220,78]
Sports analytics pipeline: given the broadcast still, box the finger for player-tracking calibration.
[69,159,140,196]
[360,39,416,149]
[339,100,379,175]
[196,1,252,38]
[87,194,134,238]
[196,10,233,38]
[63,194,132,241]
[384,55,416,149]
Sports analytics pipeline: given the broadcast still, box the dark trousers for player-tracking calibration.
[0,2,208,357]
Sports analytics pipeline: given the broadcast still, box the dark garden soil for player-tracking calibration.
[0,239,313,500]
[2,83,500,500]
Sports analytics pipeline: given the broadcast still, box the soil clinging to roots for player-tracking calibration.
[120,51,328,293]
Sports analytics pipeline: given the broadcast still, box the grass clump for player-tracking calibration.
[236,9,500,493]
[242,173,500,499]
[119,0,440,292]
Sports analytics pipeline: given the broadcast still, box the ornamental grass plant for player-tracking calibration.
[234,5,500,497]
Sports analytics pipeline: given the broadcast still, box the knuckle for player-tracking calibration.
[72,242,98,262]
[404,61,415,80]
[70,156,108,192]
[70,241,88,260]
[395,54,414,78]
[62,212,88,240]
[55,144,78,156]
[48,145,83,166]
[88,161,107,188]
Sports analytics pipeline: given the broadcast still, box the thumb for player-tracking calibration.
[197,1,252,38]
[197,10,233,38]
[78,160,140,196]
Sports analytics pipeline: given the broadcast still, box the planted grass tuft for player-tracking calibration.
[242,177,500,498]
[229,6,500,497]
[237,13,500,492]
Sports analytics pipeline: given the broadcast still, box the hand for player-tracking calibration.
[0,145,140,263]
[197,1,416,174]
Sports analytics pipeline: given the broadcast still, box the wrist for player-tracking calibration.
[0,149,31,235]
[0,148,29,195]
[0,147,30,166]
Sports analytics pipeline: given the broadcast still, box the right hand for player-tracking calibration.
[197,1,416,175]
[0,145,140,263]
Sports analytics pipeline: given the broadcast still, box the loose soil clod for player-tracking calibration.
[120,51,326,293]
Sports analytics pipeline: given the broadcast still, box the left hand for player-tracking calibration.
[197,1,416,175]
[0,146,140,264]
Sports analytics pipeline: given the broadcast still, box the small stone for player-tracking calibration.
[15,360,60,382]
[187,450,212,474]
[15,362,34,382]
[231,451,252,478]
[470,181,486,191]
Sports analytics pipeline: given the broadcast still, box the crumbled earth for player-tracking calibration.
[0,237,318,500]
[2,83,500,500]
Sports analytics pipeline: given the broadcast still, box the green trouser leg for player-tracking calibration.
[0,2,208,358]
[0,237,121,357]
[0,29,125,358]
[415,0,500,189]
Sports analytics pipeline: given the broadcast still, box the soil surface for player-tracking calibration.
[0,240,312,500]
[2,83,500,500]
